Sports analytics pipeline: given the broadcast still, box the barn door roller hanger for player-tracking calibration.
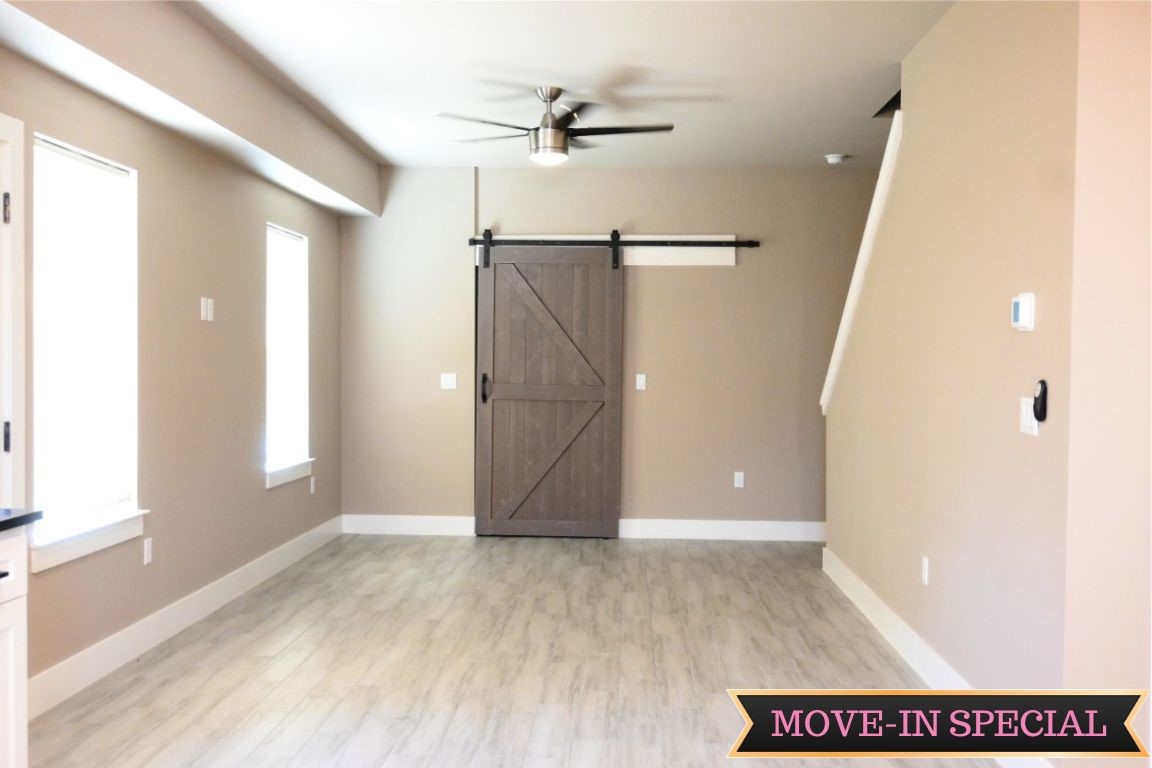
[470,228,761,269]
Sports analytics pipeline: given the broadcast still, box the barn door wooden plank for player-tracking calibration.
[475,259,496,534]
[498,264,603,386]
[492,383,606,401]
[494,401,603,520]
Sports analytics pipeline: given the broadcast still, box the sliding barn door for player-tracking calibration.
[476,245,623,537]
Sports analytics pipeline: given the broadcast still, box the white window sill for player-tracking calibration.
[265,458,314,489]
[30,506,150,573]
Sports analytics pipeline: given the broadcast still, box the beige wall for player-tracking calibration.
[1063,0,1151,751]
[0,47,342,674]
[826,1,1079,687]
[342,167,875,523]
[341,169,476,519]
[12,0,381,214]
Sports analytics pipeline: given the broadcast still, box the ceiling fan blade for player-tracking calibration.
[437,113,531,132]
[556,101,594,129]
[456,134,527,143]
[569,137,600,149]
[568,124,674,137]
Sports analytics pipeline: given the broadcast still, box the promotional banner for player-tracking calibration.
[728,690,1147,758]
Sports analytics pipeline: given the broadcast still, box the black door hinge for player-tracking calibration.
[2,193,9,225]
[2,421,9,453]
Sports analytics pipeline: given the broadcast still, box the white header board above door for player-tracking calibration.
[474,235,737,267]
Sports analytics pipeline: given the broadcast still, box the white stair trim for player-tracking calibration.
[820,110,903,415]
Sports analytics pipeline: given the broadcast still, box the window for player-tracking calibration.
[265,223,310,488]
[31,136,139,548]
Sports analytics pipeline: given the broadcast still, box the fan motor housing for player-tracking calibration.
[529,127,569,155]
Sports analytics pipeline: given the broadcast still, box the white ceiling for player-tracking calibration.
[195,1,948,169]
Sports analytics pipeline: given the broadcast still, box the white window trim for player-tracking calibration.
[30,507,149,573]
[265,458,314,490]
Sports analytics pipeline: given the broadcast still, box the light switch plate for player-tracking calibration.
[636,374,647,391]
[200,297,214,322]
[1019,396,1039,436]
[440,373,457,390]
[733,471,745,489]
[921,556,930,586]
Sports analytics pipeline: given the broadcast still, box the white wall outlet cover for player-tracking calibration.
[733,471,745,488]
[1019,396,1039,436]
[635,374,647,391]
[199,297,214,322]
[440,373,457,390]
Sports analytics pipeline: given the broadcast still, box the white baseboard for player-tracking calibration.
[342,514,474,536]
[29,515,342,719]
[342,515,825,542]
[821,547,1051,768]
[619,518,825,542]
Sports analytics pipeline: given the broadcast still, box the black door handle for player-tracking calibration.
[0,571,9,580]
[480,373,490,404]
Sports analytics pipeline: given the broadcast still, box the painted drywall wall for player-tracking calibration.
[341,167,875,523]
[1063,0,1151,751]
[341,168,476,521]
[11,0,380,214]
[0,47,341,675]
[825,1,1079,688]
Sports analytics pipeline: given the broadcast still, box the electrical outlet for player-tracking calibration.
[143,537,153,566]
[921,555,930,586]
[733,471,745,489]
[635,374,647,391]
[440,373,457,390]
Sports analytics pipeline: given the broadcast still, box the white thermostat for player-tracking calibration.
[1011,293,1035,331]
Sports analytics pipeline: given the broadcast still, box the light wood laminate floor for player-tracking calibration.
[31,535,995,767]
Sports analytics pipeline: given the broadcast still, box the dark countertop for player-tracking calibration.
[0,508,43,534]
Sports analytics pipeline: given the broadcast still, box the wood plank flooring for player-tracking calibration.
[30,535,995,767]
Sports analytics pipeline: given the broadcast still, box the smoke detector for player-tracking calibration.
[825,153,849,166]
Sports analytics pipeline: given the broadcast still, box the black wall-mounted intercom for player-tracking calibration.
[1033,380,1048,423]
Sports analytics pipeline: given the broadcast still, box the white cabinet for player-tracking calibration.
[0,528,28,768]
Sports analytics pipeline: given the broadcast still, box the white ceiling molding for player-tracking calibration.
[0,3,375,216]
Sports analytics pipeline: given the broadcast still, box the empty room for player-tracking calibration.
[0,1,1148,766]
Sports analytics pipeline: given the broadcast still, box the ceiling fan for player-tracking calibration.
[440,86,674,166]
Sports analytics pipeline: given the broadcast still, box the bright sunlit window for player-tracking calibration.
[32,136,138,545]
[265,223,310,486]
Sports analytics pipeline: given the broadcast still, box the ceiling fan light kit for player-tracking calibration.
[443,85,673,166]
[529,127,569,165]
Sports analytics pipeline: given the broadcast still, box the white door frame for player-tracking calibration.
[0,112,26,509]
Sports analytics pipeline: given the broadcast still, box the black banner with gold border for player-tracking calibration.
[728,689,1147,758]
